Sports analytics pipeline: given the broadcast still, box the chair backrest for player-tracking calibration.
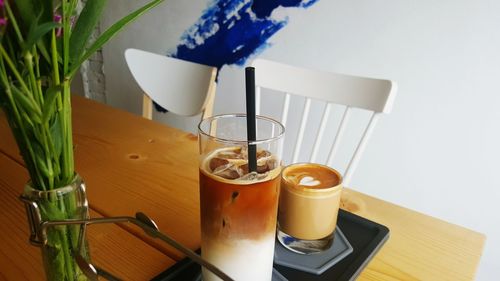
[251,59,397,186]
[124,48,217,120]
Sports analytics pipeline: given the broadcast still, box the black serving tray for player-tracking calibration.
[274,226,353,275]
[152,209,389,281]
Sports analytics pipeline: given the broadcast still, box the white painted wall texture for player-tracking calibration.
[99,0,500,279]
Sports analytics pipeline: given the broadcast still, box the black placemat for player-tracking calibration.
[275,209,389,281]
[152,209,389,281]
[274,226,353,275]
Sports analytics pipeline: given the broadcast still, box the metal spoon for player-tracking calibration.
[75,254,122,281]
[133,212,233,281]
[75,254,99,281]
[32,212,233,281]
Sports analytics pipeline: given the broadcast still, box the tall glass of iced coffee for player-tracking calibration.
[198,114,284,281]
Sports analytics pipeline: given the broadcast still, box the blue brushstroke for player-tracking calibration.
[251,0,317,18]
[155,0,319,113]
[172,0,319,70]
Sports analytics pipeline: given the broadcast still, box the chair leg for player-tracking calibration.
[201,70,218,120]
[142,94,153,120]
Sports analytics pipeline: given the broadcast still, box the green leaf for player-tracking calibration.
[42,86,63,123]
[31,137,45,158]
[13,0,36,29]
[37,0,54,64]
[40,0,54,24]
[31,140,51,178]
[67,0,166,78]
[35,153,51,177]
[10,85,43,122]
[5,39,19,68]
[36,41,52,65]
[24,22,62,53]
[49,116,63,159]
[69,0,108,66]
[20,110,36,129]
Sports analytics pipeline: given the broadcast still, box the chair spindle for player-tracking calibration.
[343,112,380,186]
[292,98,312,163]
[310,103,332,163]
[327,106,351,167]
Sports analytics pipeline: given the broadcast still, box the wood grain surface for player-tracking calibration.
[341,189,485,281]
[0,153,43,280]
[72,97,202,260]
[0,153,174,281]
[1,98,201,260]
[0,96,486,280]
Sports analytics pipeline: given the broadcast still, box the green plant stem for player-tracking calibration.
[62,0,70,75]
[61,2,75,184]
[51,30,63,118]
[40,128,55,188]
[33,44,60,183]
[61,79,74,183]
[5,94,46,190]
[23,51,56,188]
[4,1,24,44]
[0,58,46,190]
[0,46,32,95]
[5,37,17,64]
[24,51,43,107]
[56,200,75,281]
[49,31,64,185]
[33,48,45,104]
[51,31,61,85]
[35,184,84,281]
[45,119,61,185]
[69,0,79,19]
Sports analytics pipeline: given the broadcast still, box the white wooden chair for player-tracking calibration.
[251,59,397,186]
[124,48,217,121]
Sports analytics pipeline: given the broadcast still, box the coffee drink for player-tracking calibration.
[277,163,343,254]
[199,146,281,281]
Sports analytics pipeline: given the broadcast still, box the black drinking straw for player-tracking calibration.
[245,67,258,173]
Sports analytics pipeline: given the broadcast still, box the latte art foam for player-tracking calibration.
[299,176,320,186]
[283,164,340,190]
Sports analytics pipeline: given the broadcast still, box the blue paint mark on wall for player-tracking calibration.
[155,0,318,113]
[172,0,319,70]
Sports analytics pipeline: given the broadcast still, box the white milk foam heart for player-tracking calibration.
[299,176,320,186]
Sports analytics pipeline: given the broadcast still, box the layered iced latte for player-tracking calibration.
[198,115,284,281]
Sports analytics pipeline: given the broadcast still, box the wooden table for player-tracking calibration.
[0,96,485,280]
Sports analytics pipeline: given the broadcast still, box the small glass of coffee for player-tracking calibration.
[277,163,343,254]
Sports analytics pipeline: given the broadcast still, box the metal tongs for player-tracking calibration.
[20,195,233,281]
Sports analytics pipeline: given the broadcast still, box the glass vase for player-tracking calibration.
[22,174,91,281]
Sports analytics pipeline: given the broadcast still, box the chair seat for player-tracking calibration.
[125,48,217,121]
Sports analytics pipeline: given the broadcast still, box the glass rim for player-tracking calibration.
[23,174,83,199]
[198,113,285,145]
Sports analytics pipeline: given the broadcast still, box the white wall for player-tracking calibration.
[101,0,500,279]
